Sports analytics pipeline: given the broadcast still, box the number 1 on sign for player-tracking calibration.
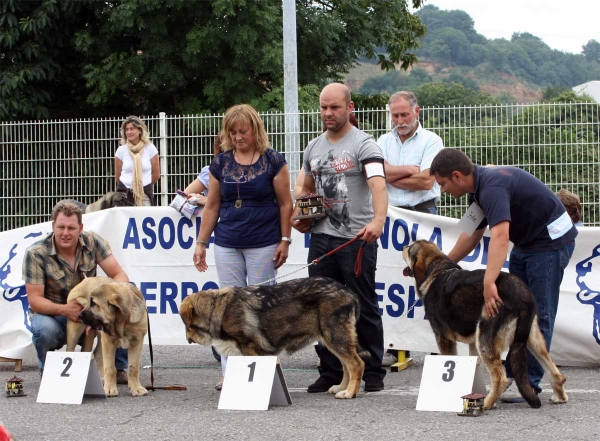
[248,361,256,382]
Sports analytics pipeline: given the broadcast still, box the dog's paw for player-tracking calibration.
[104,384,119,397]
[328,384,343,394]
[551,394,568,404]
[335,390,356,399]
[482,399,497,410]
[129,383,148,397]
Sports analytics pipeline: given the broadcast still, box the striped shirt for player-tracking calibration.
[22,231,112,305]
[377,123,444,208]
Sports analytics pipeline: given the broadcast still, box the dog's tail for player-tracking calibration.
[508,310,541,408]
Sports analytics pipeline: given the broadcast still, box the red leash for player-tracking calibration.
[311,236,367,277]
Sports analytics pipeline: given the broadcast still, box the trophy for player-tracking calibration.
[292,193,327,221]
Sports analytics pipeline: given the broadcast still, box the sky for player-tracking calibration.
[423,0,600,54]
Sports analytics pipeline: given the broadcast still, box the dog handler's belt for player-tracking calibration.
[398,199,436,212]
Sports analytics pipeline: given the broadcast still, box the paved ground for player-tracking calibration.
[1,345,599,441]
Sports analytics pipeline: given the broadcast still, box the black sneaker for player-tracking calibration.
[307,376,339,393]
[364,377,384,392]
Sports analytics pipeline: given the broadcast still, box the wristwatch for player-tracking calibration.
[281,237,292,244]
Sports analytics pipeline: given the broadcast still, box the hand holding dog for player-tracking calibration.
[63,299,84,322]
[483,281,504,317]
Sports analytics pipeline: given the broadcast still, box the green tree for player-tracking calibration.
[542,85,571,101]
[2,0,427,119]
[582,39,600,63]
[1,0,60,119]
[414,82,497,107]
[358,67,432,95]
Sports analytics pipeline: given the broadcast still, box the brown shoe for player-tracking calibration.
[116,370,128,385]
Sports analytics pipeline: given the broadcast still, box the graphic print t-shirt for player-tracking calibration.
[303,127,383,238]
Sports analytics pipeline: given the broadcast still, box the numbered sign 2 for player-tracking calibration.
[416,355,487,412]
[218,356,291,410]
[37,352,105,404]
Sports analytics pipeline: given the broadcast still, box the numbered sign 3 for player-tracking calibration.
[416,355,487,412]
[218,356,291,411]
[37,352,105,404]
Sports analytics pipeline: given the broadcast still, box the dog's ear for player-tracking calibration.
[179,296,195,326]
[411,245,427,282]
[116,192,134,207]
[102,284,132,318]
[124,284,146,323]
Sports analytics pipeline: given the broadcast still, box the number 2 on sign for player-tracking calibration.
[248,361,256,382]
[61,357,73,377]
[442,360,455,382]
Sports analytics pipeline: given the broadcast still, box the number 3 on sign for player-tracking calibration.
[442,360,455,382]
[416,355,485,412]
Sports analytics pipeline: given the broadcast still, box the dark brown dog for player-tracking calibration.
[179,277,366,399]
[85,192,133,213]
[402,240,568,409]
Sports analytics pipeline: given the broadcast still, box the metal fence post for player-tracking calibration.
[283,0,301,191]
[385,104,391,133]
[159,112,168,206]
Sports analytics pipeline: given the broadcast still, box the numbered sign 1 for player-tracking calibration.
[416,355,487,412]
[37,352,105,404]
[218,356,292,411]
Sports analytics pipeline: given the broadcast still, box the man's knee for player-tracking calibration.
[30,314,66,347]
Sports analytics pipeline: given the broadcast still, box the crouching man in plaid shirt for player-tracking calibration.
[22,200,130,382]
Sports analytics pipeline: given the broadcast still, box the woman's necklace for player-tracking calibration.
[234,148,256,209]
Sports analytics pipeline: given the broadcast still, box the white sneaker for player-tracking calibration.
[381,352,398,367]
[499,378,525,403]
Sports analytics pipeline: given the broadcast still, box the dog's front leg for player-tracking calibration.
[436,334,457,355]
[101,337,118,397]
[329,364,349,396]
[93,333,104,381]
[66,321,83,352]
[127,339,148,397]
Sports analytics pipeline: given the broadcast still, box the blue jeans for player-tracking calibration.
[30,313,128,371]
[308,234,386,382]
[504,245,574,393]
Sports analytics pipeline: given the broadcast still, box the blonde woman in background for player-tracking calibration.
[115,116,160,206]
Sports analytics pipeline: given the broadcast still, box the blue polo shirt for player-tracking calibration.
[469,165,577,252]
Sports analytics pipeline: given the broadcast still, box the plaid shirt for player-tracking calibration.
[22,231,112,305]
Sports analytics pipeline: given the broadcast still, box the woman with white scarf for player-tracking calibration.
[115,116,160,206]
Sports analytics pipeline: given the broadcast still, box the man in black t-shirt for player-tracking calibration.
[430,149,577,402]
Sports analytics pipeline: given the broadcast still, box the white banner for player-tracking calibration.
[1,207,599,366]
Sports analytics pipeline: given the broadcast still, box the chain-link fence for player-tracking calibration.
[1,102,598,231]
